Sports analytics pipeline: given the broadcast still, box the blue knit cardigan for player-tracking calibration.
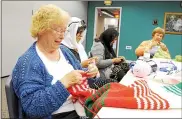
[12,42,89,118]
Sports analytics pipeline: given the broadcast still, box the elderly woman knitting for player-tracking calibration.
[12,4,98,119]
[135,27,171,59]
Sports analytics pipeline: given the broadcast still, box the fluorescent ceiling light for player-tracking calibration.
[101,11,114,18]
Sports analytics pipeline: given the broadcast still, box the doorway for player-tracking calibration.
[94,7,122,56]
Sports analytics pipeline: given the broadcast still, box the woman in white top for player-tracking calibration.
[62,17,97,68]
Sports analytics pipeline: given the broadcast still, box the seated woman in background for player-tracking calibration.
[62,17,118,89]
[62,17,96,68]
[135,27,171,59]
[12,4,98,119]
[90,28,129,82]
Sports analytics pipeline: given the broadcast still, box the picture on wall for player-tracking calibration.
[164,12,182,35]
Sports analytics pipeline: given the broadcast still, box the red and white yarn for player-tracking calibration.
[71,79,96,94]
[129,80,169,110]
[68,79,96,104]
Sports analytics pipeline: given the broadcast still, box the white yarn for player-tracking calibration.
[88,62,100,78]
[132,60,152,78]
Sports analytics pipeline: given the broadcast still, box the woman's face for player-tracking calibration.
[153,33,163,42]
[41,25,67,51]
[110,37,118,45]
[76,30,84,43]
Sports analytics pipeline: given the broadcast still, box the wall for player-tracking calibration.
[0,1,1,78]
[33,1,88,23]
[2,1,88,77]
[104,18,119,30]
[0,2,1,118]
[96,15,105,37]
[86,1,182,60]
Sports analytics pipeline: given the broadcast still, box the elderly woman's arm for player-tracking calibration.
[135,41,149,56]
[12,58,70,118]
[91,42,113,69]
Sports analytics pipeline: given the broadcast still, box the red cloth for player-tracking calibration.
[68,79,96,103]
[85,80,170,118]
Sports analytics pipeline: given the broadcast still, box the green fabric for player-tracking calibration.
[85,80,173,118]
[176,82,182,89]
[153,48,171,59]
[173,55,182,62]
[84,83,111,118]
[163,82,182,96]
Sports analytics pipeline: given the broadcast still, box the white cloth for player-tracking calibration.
[77,41,88,62]
[36,44,75,114]
[62,17,88,62]
[36,45,86,116]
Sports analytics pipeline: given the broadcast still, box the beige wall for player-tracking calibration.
[2,1,88,77]
[96,15,119,38]
[96,15,105,37]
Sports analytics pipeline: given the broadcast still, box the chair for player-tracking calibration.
[5,75,19,118]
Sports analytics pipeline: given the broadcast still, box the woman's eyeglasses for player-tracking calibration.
[50,28,66,34]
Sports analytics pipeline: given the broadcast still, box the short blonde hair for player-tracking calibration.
[30,4,70,38]
[152,27,165,39]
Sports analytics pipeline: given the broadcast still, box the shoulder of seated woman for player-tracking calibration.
[94,42,104,48]
[141,40,150,45]
[17,49,41,67]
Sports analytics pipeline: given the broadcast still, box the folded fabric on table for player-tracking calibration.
[84,79,181,118]
[152,68,182,84]
[162,82,182,96]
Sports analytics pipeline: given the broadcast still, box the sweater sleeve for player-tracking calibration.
[91,42,113,69]
[12,58,70,118]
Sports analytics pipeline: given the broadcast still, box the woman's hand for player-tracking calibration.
[150,41,159,48]
[81,59,90,68]
[112,58,123,64]
[87,64,99,78]
[81,57,98,68]
[160,43,167,51]
[60,70,85,88]
[118,56,126,61]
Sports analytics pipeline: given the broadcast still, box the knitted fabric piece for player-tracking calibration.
[68,79,96,103]
[110,62,130,82]
[153,48,171,59]
[162,82,182,96]
[85,80,170,118]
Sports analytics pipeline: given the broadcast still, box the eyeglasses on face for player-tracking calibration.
[50,27,66,34]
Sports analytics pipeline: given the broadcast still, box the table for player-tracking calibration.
[95,107,182,118]
[94,59,182,118]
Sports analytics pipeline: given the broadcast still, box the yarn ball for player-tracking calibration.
[88,63,100,78]
[88,64,97,72]
[175,55,182,62]
[132,60,152,78]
